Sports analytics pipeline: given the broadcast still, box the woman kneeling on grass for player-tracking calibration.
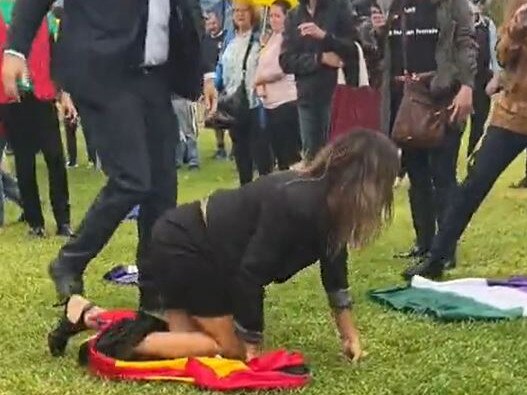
[48,130,399,363]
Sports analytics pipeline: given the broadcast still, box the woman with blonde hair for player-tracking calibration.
[404,0,527,280]
[216,0,273,185]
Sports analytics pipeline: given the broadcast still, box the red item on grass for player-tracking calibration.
[85,310,310,391]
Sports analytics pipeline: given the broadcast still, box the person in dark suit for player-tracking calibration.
[47,130,399,363]
[2,0,218,304]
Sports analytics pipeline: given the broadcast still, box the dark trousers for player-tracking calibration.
[229,108,273,185]
[57,69,178,279]
[432,126,527,258]
[467,85,491,158]
[265,101,302,170]
[3,96,70,228]
[403,128,462,252]
[64,118,97,165]
[298,101,331,161]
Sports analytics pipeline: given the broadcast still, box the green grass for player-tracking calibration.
[2,130,527,394]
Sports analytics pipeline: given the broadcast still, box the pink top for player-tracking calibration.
[255,32,297,110]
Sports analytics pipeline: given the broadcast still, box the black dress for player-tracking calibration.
[141,171,351,342]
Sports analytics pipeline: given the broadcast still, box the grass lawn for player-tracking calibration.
[1,130,527,394]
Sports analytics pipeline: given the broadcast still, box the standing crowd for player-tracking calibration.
[1,0,527,373]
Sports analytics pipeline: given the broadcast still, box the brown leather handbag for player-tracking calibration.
[390,9,450,149]
[391,77,450,149]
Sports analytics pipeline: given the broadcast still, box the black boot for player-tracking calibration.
[402,256,446,281]
[57,224,76,238]
[48,297,95,357]
[394,245,429,259]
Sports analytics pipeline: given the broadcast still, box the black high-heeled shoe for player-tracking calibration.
[48,297,95,357]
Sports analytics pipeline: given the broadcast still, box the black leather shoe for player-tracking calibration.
[48,260,84,301]
[28,226,46,238]
[394,246,429,259]
[402,258,445,281]
[57,224,75,238]
[48,297,94,357]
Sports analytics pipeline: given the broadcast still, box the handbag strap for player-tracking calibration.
[241,31,255,82]
[400,2,409,76]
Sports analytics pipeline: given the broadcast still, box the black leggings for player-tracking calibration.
[431,125,527,259]
[229,108,273,185]
[467,86,491,158]
[265,102,301,170]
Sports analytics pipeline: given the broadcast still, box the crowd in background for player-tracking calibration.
[0,0,517,284]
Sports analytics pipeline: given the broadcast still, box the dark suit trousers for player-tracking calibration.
[58,69,178,278]
[3,96,70,228]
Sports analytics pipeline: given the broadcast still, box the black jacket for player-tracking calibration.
[7,0,212,102]
[279,0,359,105]
[205,171,350,341]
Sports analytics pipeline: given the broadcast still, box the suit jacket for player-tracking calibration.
[8,0,212,102]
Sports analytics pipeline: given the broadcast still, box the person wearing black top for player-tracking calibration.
[2,0,218,303]
[48,130,399,363]
[279,0,358,161]
[371,0,476,266]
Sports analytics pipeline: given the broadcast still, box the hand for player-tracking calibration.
[203,78,218,115]
[298,22,327,40]
[244,342,262,362]
[485,75,500,97]
[321,52,344,69]
[341,337,367,363]
[371,7,387,33]
[449,85,473,124]
[255,84,266,98]
[59,92,78,121]
[2,53,27,102]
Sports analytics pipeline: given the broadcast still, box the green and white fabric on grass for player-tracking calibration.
[370,276,527,322]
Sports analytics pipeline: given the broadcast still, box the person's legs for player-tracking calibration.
[137,73,178,267]
[2,171,22,206]
[250,108,273,177]
[230,116,253,185]
[430,126,462,233]
[50,82,155,299]
[404,126,527,279]
[214,129,227,159]
[4,98,45,230]
[403,148,435,255]
[64,117,78,167]
[467,87,490,158]
[185,102,200,168]
[36,101,71,230]
[297,102,330,161]
[267,103,300,170]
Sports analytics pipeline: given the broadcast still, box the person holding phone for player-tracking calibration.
[279,0,359,161]
[0,0,73,238]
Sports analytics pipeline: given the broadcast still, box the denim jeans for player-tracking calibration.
[172,96,199,168]
[297,102,331,161]
[0,137,23,226]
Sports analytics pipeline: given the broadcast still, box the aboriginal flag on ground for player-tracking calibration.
[82,310,310,391]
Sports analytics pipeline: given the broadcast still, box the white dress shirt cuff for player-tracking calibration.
[204,72,216,81]
[4,49,26,60]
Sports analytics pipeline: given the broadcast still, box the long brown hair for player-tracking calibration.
[299,130,400,252]
[497,0,527,68]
